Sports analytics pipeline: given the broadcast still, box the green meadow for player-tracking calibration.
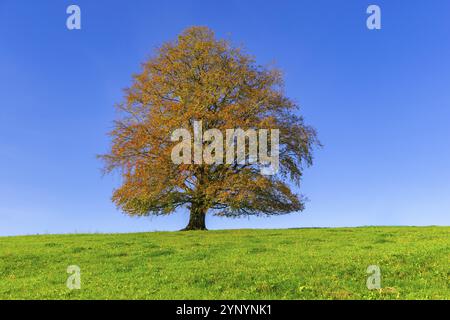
[0,226,448,300]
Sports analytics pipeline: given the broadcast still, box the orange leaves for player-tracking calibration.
[100,26,318,219]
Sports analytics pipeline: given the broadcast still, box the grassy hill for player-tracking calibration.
[0,226,448,299]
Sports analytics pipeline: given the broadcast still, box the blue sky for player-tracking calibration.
[1,0,449,236]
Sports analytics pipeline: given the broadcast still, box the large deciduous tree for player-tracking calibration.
[100,26,319,230]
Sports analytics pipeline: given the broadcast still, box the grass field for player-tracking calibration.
[0,226,448,300]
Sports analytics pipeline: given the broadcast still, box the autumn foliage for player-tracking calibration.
[100,27,319,230]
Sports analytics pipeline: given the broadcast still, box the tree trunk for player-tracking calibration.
[182,203,208,231]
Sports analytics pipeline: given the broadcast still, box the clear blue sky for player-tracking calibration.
[1,0,449,236]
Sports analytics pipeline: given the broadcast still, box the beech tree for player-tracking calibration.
[100,26,319,230]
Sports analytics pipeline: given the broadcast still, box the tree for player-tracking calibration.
[100,26,319,230]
